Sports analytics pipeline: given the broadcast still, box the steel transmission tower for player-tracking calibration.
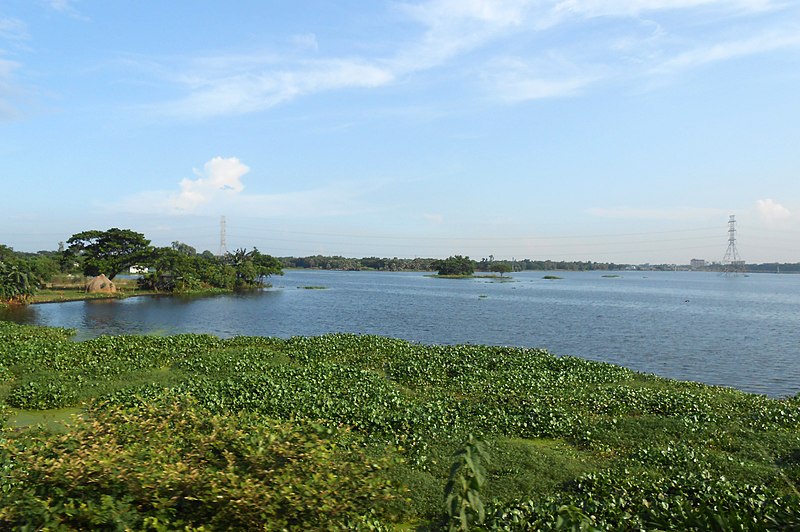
[218,215,228,257]
[721,214,743,274]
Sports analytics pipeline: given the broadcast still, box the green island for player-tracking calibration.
[1,321,798,530]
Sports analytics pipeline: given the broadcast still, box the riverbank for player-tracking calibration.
[1,321,798,529]
[11,275,233,305]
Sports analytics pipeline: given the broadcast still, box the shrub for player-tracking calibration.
[0,393,400,530]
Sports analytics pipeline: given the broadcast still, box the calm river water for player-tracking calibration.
[2,270,798,398]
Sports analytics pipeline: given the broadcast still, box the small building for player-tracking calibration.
[690,259,706,270]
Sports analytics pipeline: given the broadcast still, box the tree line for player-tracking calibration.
[4,233,800,304]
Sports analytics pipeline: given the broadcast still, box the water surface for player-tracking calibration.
[2,270,798,397]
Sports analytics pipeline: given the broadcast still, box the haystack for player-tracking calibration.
[86,274,117,293]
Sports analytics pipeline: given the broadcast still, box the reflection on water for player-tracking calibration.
[2,271,799,398]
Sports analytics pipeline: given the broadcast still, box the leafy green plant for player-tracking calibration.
[444,434,489,530]
[0,393,399,529]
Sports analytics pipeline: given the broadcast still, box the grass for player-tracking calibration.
[27,276,233,304]
[543,275,563,280]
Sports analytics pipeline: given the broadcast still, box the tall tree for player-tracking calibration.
[67,228,153,280]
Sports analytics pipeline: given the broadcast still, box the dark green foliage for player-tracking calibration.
[138,246,283,293]
[0,245,44,303]
[222,247,283,289]
[435,255,476,276]
[490,263,513,276]
[66,228,153,280]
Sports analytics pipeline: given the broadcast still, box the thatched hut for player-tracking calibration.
[85,274,116,293]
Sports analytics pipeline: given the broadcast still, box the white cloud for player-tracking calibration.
[112,157,367,218]
[42,0,88,20]
[551,0,779,20]
[755,198,792,223]
[45,0,73,12]
[149,0,798,118]
[168,156,248,212]
[653,30,800,73]
[165,59,394,118]
[485,57,597,101]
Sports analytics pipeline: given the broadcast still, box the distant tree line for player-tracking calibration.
[4,234,800,304]
[281,255,438,271]
[281,255,626,273]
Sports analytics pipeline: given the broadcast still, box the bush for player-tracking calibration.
[0,393,400,530]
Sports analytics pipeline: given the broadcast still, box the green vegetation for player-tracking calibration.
[0,245,52,304]
[2,230,282,305]
[67,228,153,280]
[543,275,563,280]
[435,255,476,276]
[1,321,798,529]
[489,263,513,277]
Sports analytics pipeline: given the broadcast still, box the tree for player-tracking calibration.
[67,228,153,280]
[0,245,38,303]
[138,247,201,292]
[171,241,197,256]
[490,263,512,277]
[435,255,475,276]
[223,248,283,289]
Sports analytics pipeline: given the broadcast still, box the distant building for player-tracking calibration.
[690,259,706,270]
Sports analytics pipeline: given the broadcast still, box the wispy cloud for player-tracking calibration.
[290,33,319,52]
[0,17,29,42]
[112,157,367,218]
[653,29,800,73]
[42,0,88,20]
[550,0,780,19]
[163,58,393,118]
[147,0,798,118]
[484,56,597,101]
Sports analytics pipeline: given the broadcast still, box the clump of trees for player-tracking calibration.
[434,255,475,276]
[63,228,282,293]
[0,245,61,303]
[138,245,282,292]
[1,229,283,303]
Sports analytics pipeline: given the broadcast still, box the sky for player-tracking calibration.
[1,0,799,264]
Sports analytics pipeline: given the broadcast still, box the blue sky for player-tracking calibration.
[1,0,798,263]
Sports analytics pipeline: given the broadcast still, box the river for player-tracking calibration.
[2,270,798,398]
